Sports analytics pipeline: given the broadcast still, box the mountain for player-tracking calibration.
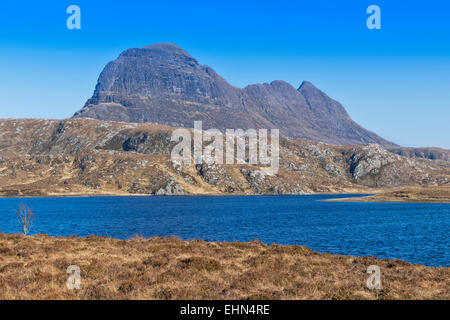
[73,43,397,148]
[1,119,448,197]
[388,147,450,162]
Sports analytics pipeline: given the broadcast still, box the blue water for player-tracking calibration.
[0,195,448,267]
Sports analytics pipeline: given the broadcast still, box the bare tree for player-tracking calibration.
[16,203,35,235]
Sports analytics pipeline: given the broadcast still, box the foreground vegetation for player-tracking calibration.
[0,234,448,300]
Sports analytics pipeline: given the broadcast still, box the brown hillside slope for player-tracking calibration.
[0,118,448,197]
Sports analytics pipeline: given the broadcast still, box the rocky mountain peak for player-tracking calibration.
[298,80,333,102]
[142,42,187,51]
[297,80,315,90]
[73,43,398,148]
[119,42,199,67]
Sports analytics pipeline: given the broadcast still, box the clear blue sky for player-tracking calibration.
[0,0,449,148]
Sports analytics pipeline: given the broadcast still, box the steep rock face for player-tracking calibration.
[349,144,400,180]
[73,43,396,148]
[75,43,270,130]
[296,82,390,146]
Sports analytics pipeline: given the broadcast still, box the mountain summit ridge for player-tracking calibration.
[73,43,397,148]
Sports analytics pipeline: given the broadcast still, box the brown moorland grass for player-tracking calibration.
[0,233,448,300]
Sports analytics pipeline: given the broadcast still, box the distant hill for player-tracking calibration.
[388,147,450,162]
[1,119,448,197]
[73,43,397,148]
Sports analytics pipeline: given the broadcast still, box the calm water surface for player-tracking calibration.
[0,195,448,267]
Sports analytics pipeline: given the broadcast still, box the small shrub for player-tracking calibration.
[16,203,35,235]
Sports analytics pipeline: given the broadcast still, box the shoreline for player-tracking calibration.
[0,234,447,300]
[324,186,450,204]
[1,190,449,203]
[326,196,450,204]
[0,191,369,199]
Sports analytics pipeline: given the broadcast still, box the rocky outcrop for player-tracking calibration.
[73,43,397,148]
[349,144,400,180]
